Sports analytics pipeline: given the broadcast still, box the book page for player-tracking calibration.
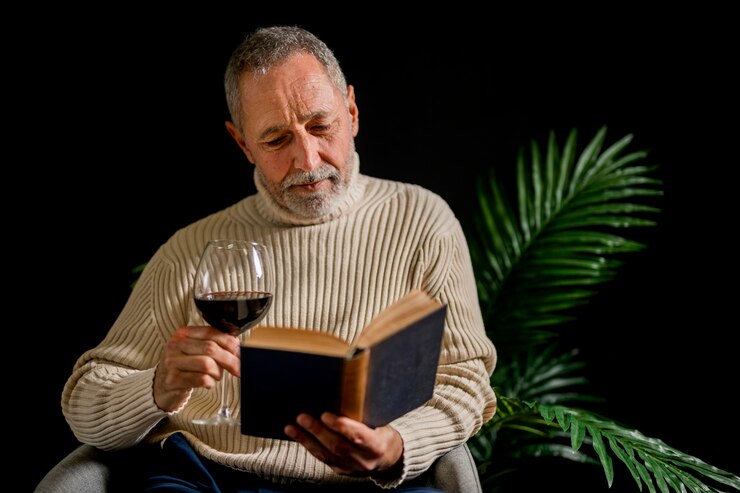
[243,326,351,357]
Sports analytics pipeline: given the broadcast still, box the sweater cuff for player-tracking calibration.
[101,367,176,446]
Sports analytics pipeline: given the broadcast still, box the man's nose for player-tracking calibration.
[292,133,321,172]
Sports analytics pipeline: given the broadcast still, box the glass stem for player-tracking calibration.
[217,372,231,419]
[217,332,243,421]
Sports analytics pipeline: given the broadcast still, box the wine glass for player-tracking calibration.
[191,239,274,426]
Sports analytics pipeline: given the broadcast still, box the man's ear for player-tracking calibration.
[225,121,255,163]
[346,85,359,137]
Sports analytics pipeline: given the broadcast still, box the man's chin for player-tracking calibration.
[286,194,325,208]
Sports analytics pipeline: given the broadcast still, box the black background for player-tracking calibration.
[17,8,738,492]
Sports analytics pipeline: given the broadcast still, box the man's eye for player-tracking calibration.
[310,124,330,133]
[265,136,286,148]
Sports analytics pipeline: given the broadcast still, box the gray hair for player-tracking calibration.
[224,26,348,131]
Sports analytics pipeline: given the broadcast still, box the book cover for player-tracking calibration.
[355,306,446,427]
[239,291,446,439]
[240,348,344,438]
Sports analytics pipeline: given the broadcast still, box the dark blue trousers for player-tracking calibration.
[140,433,442,493]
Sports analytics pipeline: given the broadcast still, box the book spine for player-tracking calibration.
[340,349,370,421]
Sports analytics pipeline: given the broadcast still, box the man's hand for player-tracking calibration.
[153,325,241,412]
[284,412,404,477]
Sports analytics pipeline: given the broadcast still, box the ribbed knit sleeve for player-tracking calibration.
[59,169,497,488]
[61,246,192,450]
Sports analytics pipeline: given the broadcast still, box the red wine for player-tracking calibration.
[195,291,273,335]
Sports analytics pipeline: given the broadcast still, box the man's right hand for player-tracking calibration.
[153,325,241,412]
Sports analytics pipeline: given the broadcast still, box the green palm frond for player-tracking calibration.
[538,403,740,492]
[467,127,739,491]
[130,262,147,288]
[468,126,662,348]
[470,393,597,484]
[473,396,740,492]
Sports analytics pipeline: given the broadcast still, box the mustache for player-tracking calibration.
[280,166,340,190]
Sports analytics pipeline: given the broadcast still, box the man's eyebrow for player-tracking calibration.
[257,111,330,141]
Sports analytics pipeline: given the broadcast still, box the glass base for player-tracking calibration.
[192,409,240,427]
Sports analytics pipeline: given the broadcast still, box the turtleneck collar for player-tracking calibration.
[253,152,366,226]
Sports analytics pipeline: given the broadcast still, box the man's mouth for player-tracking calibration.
[293,179,327,191]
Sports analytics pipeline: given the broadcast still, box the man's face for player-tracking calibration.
[226,53,359,218]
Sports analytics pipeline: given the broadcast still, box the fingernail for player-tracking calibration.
[296,414,311,427]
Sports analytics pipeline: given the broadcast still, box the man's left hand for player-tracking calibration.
[284,412,403,477]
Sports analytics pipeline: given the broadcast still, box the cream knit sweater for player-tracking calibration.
[62,154,497,488]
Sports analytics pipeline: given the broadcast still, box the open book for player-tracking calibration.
[240,289,447,439]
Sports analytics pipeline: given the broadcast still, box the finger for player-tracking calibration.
[284,422,326,457]
[165,364,220,389]
[168,329,241,377]
[159,348,224,387]
[196,346,241,379]
[175,326,241,355]
[296,413,340,445]
[171,353,223,379]
[293,414,352,457]
[320,413,373,448]
[153,349,228,411]
[283,418,345,474]
[318,414,403,473]
[295,414,361,466]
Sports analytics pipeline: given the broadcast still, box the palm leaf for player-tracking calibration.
[468,126,663,349]
[470,394,598,486]
[473,396,740,492]
[466,127,740,491]
[538,403,740,492]
[130,262,148,288]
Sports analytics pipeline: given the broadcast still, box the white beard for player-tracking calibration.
[256,142,357,219]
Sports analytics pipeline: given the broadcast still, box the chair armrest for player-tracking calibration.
[34,444,111,493]
[427,442,482,493]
